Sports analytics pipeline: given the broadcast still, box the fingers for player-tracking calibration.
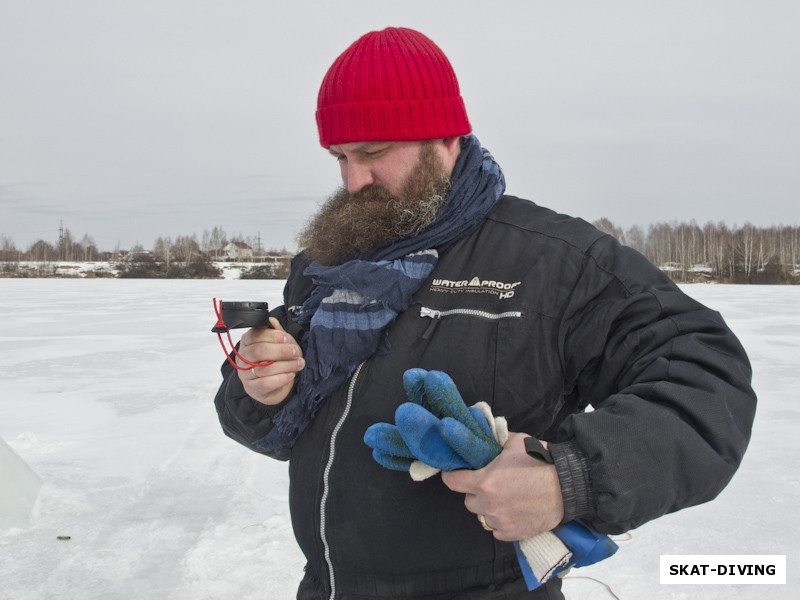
[237,320,305,405]
[395,403,470,471]
[242,360,304,405]
[439,417,499,469]
[441,467,478,495]
[441,470,505,537]
[371,450,415,472]
[441,434,566,541]
[421,372,487,440]
[440,470,510,540]
[402,368,427,404]
[238,322,302,366]
[248,356,305,379]
[422,371,466,417]
[363,423,415,459]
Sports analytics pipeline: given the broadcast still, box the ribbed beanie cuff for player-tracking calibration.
[316,27,471,147]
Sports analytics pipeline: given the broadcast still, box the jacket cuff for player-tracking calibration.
[549,440,594,523]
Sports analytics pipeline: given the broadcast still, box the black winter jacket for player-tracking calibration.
[215,196,756,599]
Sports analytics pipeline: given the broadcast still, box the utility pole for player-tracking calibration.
[58,220,64,261]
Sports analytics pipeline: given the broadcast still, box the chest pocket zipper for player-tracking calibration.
[419,306,523,339]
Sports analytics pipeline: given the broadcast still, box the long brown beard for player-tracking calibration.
[298,143,451,265]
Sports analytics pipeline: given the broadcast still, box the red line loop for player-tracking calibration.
[213,298,274,370]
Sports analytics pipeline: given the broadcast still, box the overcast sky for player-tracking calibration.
[2,1,798,253]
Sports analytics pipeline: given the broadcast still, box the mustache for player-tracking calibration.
[344,184,396,206]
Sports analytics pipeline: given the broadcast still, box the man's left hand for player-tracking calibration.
[441,432,565,542]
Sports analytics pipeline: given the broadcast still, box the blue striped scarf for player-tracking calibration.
[257,135,505,452]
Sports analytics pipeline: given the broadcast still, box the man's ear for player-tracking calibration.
[442,136,461,154]
[439,136,462,174]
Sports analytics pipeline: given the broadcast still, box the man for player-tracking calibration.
[214,27,756,599]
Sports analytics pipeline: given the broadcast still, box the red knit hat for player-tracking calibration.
[316,27,472,148]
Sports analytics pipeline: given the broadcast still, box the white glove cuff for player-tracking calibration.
[518,531,573,583]
[409,461,441,481]
[472,401,509,446]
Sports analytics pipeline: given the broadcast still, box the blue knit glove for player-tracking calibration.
[364,369,504,477]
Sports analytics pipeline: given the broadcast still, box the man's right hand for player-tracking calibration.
[237,317,305,405]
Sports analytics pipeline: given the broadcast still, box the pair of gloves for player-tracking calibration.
[363,369,617,590]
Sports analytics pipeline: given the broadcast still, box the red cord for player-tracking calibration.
[213,298,274,370]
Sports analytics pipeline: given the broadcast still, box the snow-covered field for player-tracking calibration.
[1,279,797,599]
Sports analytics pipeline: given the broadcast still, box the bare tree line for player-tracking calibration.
[593,218,800,284]
[3,221,800,283]
[0,226,289,264]
[2,229,103,263]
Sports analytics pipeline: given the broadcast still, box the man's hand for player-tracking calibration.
[237,317,305,405]
[441,432,565,542]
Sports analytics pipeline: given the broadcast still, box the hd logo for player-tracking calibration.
[430,276,522,299]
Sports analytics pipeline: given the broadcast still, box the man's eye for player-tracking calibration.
[363,148,388,158]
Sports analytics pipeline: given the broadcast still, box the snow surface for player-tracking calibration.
[1,279,797,599]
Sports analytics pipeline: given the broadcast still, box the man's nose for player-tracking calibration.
[344,162,374,194]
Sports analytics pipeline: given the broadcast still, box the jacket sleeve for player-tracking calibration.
[214,355,292,461]
[213,304,297,461]
[549,235,756,534]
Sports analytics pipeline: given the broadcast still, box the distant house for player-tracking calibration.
[221,241,254,262]
[121,249,153,262]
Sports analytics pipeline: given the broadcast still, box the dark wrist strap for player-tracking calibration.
[524,436,554,464]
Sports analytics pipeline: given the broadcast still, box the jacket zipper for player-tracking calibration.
[320,360,365,600]
[419,306,523,339]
